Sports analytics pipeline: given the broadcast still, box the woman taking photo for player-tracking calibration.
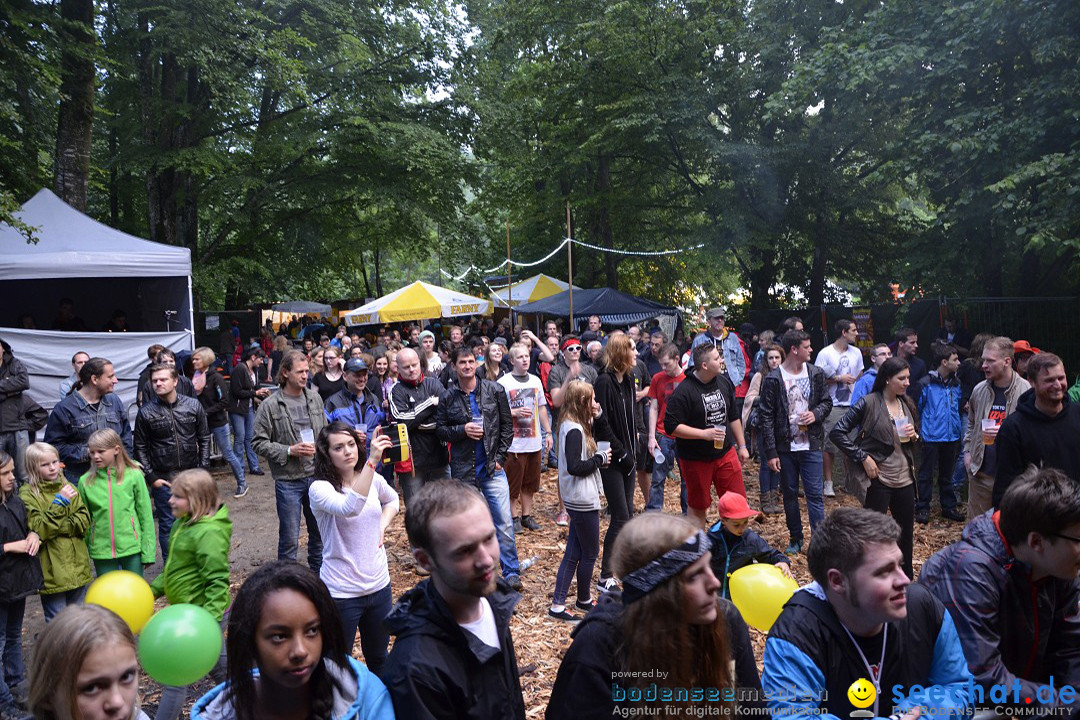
[312,347,344,401]
[592,333,638,594]
[308,422,399,674]
[546,513,760,719]
[830,357,920,578]
[741,344,784,514]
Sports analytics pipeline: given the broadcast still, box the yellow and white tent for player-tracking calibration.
[491,274,576,308]
[341,281,491,325]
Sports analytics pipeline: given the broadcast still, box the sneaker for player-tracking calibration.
[915,509,930,525]
[506,574,523,591]
[513,517,523,533]
[555,511,569,526]
[597,577,620,594]
[233,485,249,499]
[823,481,835,497]
[575,598,597,612]
[248,469,265,476]
[522,515,541,531]
[547,607,579,622]
[942,508,965,522]
[785,539,803,555]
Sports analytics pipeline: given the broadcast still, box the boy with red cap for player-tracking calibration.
[707,491,791,599]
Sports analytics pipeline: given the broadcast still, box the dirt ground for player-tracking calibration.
[21,456,967,716]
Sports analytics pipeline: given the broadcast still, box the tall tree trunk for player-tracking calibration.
[54,0,95,210]
[748,244,777,312]
[808,215,828,307]
[374,246,383,296]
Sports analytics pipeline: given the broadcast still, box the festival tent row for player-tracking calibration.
[0,189,194,413]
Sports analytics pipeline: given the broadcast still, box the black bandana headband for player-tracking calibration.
[621,530,711,605]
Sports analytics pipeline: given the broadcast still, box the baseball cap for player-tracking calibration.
[1013,340,1041,356]
[706,306,727,320]
[716,491,762,520]
[344,358,368,373]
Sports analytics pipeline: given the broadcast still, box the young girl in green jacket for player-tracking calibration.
[20,442,93,621]
[150,468,233,720]
[78,429,156,576]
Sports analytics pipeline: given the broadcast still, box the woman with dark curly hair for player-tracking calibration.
[191,560,394,720]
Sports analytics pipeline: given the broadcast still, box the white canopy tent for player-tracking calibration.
[0,189,194,412]
[490,273,577,308]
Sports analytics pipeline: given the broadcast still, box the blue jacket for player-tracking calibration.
[850,368,877,407]
[920,511,1080,716]
[916,371,962,442]
[324,386,384,438]
[689,329,746,387]
[763,582,972,719]
[44,391,133,483]
[191,656,394,720]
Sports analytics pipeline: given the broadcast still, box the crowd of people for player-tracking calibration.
[0,305,1078,720]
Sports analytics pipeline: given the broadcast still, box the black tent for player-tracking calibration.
[516,288,683,332]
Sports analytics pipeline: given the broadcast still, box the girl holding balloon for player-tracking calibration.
[78,429,155,576]
[191,560,395,720]
[149,468,232,720]
[0,450,43,719]
[20,442,93,621]
[546,513,761,720]
[27,603,151,720]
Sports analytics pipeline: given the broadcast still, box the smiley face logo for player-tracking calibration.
[847,678,876,709]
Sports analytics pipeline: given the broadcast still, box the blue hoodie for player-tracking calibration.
[190,656,394,720]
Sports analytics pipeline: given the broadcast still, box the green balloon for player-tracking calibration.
[138,604,222,686]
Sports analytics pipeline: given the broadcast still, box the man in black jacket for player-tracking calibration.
[757,330,832,555]
[436,347,520,589]
[134,364,210,563]
[381,481,526,720]
[993,352,1080,506]
[391,348,450,507]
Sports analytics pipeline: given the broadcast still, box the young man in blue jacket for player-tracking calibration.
[763,507,973,720]
[915,343,964,524]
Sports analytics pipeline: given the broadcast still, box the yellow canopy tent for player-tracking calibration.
[491,273,575,308]
[341,281,491,325]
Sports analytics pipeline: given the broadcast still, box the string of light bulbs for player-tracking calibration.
[440,237,702,282]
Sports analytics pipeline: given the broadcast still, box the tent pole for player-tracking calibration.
[566,202,574,333]
[506,219,513,327]
[186,274,195,351]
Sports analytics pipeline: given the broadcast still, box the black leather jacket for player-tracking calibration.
[134,394,210,478]
[758,363,832,459]
[436,376,512,483]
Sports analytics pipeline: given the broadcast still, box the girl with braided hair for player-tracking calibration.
[546,513,761,719]
[191,560,394,720]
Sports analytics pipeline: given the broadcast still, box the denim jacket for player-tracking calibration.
[44,391,132,480]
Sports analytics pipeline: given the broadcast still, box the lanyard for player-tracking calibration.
[841,623,887,717]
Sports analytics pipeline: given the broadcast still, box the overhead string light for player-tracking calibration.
[441,237,702,282]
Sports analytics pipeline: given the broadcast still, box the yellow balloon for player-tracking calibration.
[728,563,799,632]
[85,570,156,634]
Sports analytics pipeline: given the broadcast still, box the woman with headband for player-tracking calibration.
[545,513,761,719]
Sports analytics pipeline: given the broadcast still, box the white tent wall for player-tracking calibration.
[1,328,193,419]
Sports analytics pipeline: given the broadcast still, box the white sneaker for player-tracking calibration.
[823,481,835,497]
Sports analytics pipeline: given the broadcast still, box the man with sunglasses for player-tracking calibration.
[546,335,598,410]
[920,466,1080,717]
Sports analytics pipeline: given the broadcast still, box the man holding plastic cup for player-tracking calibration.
[961,337,1029,519]
[665,343,751,529]
[253,349,327,572]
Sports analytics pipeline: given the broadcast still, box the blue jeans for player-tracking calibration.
[0,598,26,708]
[553,509,600,606]
[40,586,87,622]
[950,411,968,491]
[758,434,781,495]
[275,477,323,574]
[779,450,825,543]
[211,424,246,491]
[152,481,176,564]
[229,409,262,473]
[479,469,520,579]
[647,434,687,512]
[334,584,393,674]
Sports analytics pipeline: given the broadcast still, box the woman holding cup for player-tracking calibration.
[829,357,920,578]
